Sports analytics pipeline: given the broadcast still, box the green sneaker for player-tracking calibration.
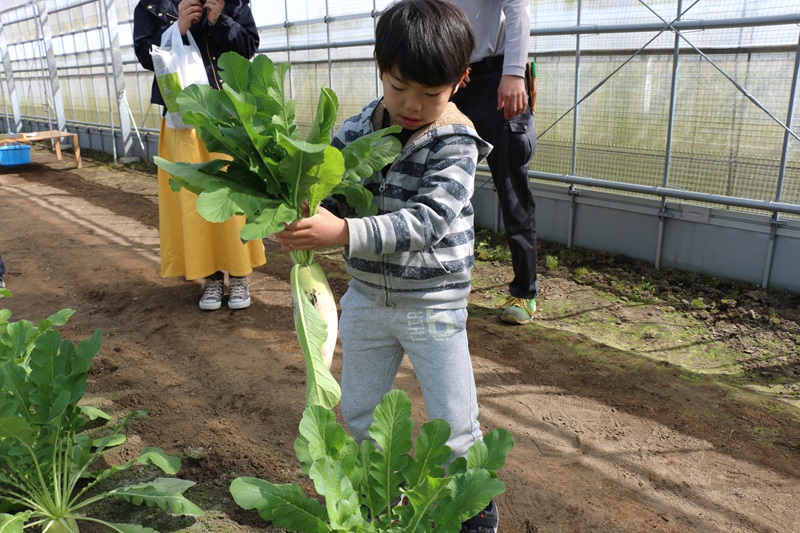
[501,296,536,324]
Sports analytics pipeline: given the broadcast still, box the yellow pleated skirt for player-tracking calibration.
[157,119,266,280]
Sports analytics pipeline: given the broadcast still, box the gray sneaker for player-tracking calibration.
[199,279,224,311]
[227,276,251,310]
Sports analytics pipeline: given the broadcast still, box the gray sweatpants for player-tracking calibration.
[339,287,483,459]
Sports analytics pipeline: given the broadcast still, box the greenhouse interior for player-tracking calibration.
[1,0,798,291]
[2,2,800,533]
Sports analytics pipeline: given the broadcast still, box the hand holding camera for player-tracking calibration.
[203,0,225,26]
[178,0,224,34]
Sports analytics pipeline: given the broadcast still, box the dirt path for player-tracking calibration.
[1,149,799,532]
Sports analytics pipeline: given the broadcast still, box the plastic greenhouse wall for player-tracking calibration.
[1,0,799,293]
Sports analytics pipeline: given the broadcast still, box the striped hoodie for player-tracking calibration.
[332,98,492,309]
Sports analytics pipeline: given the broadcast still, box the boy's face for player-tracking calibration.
[380,69,464,131]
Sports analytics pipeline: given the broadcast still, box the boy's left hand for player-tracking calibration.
[275,207,349,252]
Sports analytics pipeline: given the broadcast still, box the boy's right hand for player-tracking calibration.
[275,207,349,252]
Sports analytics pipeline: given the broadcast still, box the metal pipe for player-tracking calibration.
[254,13,800,38]
[372,1,379,99]
[528,14,800,37]
[522,169,800,216]
[567,0,582,248]
[655,0,684,270]
[761,31,800,287]
[325,0,332,89]
[283,0,293,99]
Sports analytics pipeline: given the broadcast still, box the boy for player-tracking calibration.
[276,1,497,530]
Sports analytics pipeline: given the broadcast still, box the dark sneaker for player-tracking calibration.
[199,279,224,311]
[227,276,251,310]
[461,499,499,533]
[0,276,5,289]
[500,296,536,325]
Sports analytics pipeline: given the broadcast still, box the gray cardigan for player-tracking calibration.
[448,0,531,78]
[332,98,492,309]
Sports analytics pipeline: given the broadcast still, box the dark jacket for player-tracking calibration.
[133,0,259,106]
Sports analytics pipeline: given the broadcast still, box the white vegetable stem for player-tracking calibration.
[290,250,338,370]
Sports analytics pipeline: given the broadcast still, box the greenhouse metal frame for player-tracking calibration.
[1,0,798,292]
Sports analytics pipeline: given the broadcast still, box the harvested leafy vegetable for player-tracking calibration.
[154,52,401,410]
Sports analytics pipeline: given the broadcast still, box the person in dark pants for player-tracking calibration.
[449,0,539,325]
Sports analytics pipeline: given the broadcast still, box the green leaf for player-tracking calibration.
[217,51,252,93]
[47,389,71,423]
[298,406,353,466]
[230,477,330,532]
[239,203,296,241]
[114,478,202,516]
[93,433,126,449]
[432,470,506,530]
[153,158,230,198]
[247,54,276,102]
[39,309,75,331]
[266,63,297,140]
[79,405,111,421]
[403,419,451,487]
[467,428,515,472]
[0,363,31,419]
[400,476,451,532]
[306,88,338,146]
[296,406,359,489]
[276,136,328,211]
[0,417,34,445]
[306,146,346,214]
[368,390,413,509]
[73,329,102,375]
[355,439,380,517]
[340,127,402,184]
[176,83,232,121]
[2,319,38,363]
[341,184,377,217]
[308,458,366,532]
[136,447,181,475]
[0,512,30,533]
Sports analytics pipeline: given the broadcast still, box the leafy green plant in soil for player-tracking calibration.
[230,390,514,532]
[154,51,401,410]
[0,290,201,532]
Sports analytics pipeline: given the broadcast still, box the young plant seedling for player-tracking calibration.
[0,294,202,532]
[229,389,514,532]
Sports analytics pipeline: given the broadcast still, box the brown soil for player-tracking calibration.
[1,146,799,533]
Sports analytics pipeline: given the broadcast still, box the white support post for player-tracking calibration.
[0,21,22,133]
[37,0,66,133]
[104,0,133,159]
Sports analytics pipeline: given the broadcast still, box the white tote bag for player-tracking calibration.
[150,23,209,129]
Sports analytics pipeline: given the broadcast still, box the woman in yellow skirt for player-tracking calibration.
[134,0,265,310]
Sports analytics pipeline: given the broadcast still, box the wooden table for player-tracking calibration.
[0,130,82,169]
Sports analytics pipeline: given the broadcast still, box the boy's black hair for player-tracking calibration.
[374,0,475,88]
